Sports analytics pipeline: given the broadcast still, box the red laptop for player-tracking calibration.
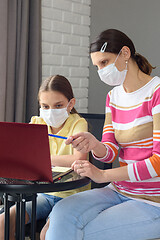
[0,122,53,182]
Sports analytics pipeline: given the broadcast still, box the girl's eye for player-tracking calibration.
[56,104,63,108]
[42,105,49,109]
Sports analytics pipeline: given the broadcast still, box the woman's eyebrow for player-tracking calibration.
[98,58,108,63]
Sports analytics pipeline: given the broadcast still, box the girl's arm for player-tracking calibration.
[51,149,87,167]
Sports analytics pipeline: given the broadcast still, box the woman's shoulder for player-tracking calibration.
[152,76,160,90]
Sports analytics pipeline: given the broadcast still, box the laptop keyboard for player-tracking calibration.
[52,172,62,178]
[0,178,35,185]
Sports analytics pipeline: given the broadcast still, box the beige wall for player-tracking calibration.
[41,0,91,113]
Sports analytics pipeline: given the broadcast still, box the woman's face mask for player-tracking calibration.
[40,102,70,128]
[97,50,128,86]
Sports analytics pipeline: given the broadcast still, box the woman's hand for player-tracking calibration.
[71,160,107,183]
[65,132,99,154]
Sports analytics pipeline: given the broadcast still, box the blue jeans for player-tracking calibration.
[26,193,62,223]
[45,187,160,240]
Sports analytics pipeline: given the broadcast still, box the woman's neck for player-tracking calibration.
[123,60,152,93]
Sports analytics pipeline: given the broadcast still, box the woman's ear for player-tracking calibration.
[121,46,131,61]
[68,98,76,112]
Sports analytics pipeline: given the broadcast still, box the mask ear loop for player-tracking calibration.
[114,49,122,64]
[66,100,72,113]
[114,50,128,71]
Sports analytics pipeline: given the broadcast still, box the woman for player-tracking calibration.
[45,29,160,240]
[0,75,90,240]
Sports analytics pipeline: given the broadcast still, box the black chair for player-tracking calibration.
[80,113,112,188]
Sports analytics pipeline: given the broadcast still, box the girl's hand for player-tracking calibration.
[71,160,107,183]
[65,132,99,154]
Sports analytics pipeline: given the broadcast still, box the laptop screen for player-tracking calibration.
[0,122,53,182]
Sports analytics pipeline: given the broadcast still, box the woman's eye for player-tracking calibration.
[101,60,107,65]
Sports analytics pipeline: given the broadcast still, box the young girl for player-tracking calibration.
[45,29,160,240]
[0,75,90,240]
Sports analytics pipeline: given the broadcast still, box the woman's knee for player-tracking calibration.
[49,195,79,222]
[50,197,70,217]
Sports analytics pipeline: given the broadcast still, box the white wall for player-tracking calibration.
[89,0,160,114]
[41,0,91,113]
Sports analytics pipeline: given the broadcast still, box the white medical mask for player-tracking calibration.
[40,103,70,128]
[98,50,128,86]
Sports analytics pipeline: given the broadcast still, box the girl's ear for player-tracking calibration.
[68,98,76,112]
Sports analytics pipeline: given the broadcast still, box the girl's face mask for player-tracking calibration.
[97,49,128,86]
[40,102,70,128]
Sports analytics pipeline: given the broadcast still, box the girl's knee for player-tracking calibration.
[0,213,5,239]
[0,213,5,227]
[40,219,50,240]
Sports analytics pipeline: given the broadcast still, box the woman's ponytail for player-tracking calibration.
[133,53,155,75]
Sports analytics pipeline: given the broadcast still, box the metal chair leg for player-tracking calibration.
[31,194,37,240]
[4,193,9,240]
[20,194,26,240]
[15,199,20,240]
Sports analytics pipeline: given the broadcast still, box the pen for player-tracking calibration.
[48,134,67,140]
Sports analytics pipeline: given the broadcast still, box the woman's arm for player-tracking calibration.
[66,132,107,158]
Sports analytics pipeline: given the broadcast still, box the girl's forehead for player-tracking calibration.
[39,91,68,102]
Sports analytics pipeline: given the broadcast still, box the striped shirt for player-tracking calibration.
[96,76,160,204]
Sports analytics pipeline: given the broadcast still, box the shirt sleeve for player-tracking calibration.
[72,117,88,135]
[92,92,119,163]
[128,86,160,182]
[29,116,46,124]
[30,116,37,124]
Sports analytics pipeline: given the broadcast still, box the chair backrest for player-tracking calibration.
[80,113,112,188]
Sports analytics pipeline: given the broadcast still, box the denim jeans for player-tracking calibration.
[45,187,160,240]
[26,193,62,223]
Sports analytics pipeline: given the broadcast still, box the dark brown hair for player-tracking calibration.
[38,75,78,114]
[90,29,155,75]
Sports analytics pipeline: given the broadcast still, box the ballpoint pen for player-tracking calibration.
[48,134,67,140]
